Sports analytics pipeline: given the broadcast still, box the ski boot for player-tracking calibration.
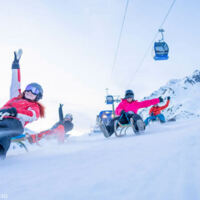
[99,122,111,138]
[136,119,146,132]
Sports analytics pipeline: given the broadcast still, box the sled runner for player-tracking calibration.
[114,113,145,137]
[11,135,28,152]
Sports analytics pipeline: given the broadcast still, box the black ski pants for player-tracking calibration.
[0,118,24,159]
[106,113,143,136]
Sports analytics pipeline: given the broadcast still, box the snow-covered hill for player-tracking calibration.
[1,70,200,200]
[140,69,200,120]
[1,118,200,200]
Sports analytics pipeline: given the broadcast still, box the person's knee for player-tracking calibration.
[144,117,150,122]
[0,137,11,157]
[146,116,152,122]
[158,115,165,123]
[131,114,142,122]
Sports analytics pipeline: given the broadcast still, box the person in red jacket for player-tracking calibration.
[99,90,164,138]
[27,104,73,144]
[144,96,170,126]
[0,50,45,159]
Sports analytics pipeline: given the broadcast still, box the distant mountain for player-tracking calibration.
[140,70,200,120]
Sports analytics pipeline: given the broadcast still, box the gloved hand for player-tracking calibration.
[167,96,171,100]
[159,96,163,103]
[0,107,17,118]
[151,113,154,116]
[58,103,64,122]
[12,49,23,69]
[120,110,126,115]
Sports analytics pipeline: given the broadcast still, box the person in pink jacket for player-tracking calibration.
[100,90,163,137]
[0,50,45,159]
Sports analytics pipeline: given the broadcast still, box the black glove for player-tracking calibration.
[120,110,126,115]
[159,97,163,103]
[59,104,64,122]
[0,107,17,117]
[167,96,170,100]
[12,49,23,69]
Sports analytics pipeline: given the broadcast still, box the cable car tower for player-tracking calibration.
[105,89,120,117]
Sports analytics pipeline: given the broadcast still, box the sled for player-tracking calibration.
[114,118,142,137]
[11,135,29,152]
[11,141,29,152]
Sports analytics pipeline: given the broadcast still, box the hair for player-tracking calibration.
[17,92,45,118]
[37,102,45,118]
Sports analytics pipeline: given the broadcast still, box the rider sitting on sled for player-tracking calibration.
[0,50,45,159]
[27,104,73,144]
[144,96,170,126]
[100,90,164,138]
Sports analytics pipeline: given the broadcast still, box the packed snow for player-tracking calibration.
[1,118,200,200]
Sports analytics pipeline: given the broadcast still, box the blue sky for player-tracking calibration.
[0,0,199,131]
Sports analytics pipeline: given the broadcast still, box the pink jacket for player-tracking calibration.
[115,98,160,116]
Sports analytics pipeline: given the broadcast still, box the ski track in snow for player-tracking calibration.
[0,119,200,200]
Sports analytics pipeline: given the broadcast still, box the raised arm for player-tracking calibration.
[137,97,161,109]
[159,97,170,111]
[59,104,64,122]
[10,49,23,99]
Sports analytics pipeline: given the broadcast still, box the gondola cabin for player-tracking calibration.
[153,29,169,61]
[154,41,169,60]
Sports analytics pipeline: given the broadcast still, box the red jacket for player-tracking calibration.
[0,67,43,127]
[1,97,41,126]
[30,124,65,144]
[149,100,170,116]
[115,98,160,116]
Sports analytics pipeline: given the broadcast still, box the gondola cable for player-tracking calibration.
[110,0,130,81]
[127,0,177,88]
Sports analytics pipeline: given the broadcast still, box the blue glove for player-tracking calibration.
[167,96,170,100]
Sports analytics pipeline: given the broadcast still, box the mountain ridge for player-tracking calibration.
[140,69,200,120]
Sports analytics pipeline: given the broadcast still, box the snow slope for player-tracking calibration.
[1,118,200,200]
[140,69,200,120]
